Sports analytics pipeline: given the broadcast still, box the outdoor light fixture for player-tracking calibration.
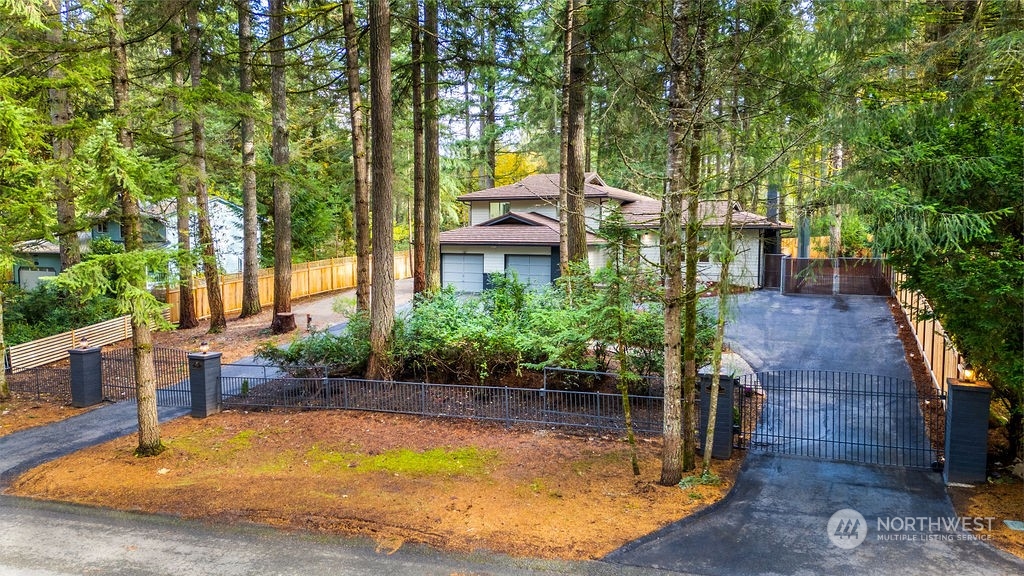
[199,341,210,355]
[962,364,976,383]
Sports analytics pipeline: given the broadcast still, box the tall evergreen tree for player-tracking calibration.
[45,0,78,270]
[187,0,226,333]
[411,0,425,295]
[343,0,371,312]
[237,0,261,319]
[269,0,295,334]
[108,0,163,457]
[366,0,395,379]
[170,9,198,329]
[422,0,441,292]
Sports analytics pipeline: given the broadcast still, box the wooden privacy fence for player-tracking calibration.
[5,310,171,373]
[159,250,413,324]
[889,269,962,396]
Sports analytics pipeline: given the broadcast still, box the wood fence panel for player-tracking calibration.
[7,309,170,373]
[159,250,411,323]
[892,271,961,395]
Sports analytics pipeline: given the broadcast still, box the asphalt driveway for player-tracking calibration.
[606,291,1024,575]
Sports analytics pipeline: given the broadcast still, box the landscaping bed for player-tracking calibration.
[6,409,742,560]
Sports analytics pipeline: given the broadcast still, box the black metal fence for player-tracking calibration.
[220,372,760,446]
[4,364,72,401]
[101,347,190,404]
[737,370,945,468]
[222,375,667,434]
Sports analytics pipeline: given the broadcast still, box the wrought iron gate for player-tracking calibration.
[736,371,945,468]
[101,347,191,407]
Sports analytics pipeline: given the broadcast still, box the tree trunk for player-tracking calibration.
[558,0,573,275]
[410,0,425,295]
[343,0,371,312]
[170,12,198,329]
[478,8,496,190]
[829,142,844,258]
[269,0,295,334]
[187,1,226,334]
[662,0,695,486]
[46,0,79,270]
[109,0,162,457]
[0,292,8,401]
[423,0,441,292]
[681,11,710,475]
[237,0,261,318]
[366,0,395,379]
[703,33,741,474]
[565,0,588,266]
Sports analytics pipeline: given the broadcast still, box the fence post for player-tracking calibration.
[699,373,735,459]
[943,377,992,484]
[188,351,223,418]
[69,346,103,408]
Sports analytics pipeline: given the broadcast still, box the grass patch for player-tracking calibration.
[678,471,721,490]
[305,445,496,477]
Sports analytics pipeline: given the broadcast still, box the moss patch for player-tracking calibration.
[306,445,496,477]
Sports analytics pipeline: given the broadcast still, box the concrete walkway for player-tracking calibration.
[606,291,1024,575]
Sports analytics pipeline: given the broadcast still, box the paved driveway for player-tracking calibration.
[606,292,1024,575]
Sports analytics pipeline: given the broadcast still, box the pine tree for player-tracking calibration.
[269,0,295,334]
[366,0,395,379]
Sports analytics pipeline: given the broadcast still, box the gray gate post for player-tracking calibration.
[699,373,735,459]
[188,351,222,418]
[69,346,103,407]
[943,378,993,484]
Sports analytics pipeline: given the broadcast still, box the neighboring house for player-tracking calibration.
[438,172,791,291]
[10,197,250,289]
[153,197,250,276]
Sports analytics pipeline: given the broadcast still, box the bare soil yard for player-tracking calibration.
[0,392,87,436]
[8,409,740,560]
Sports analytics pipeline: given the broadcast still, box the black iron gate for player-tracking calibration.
[101,347,191,407]
[736,371,945,468]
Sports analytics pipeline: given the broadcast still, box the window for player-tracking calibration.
[489,201,511,218]
[95,222,109,234]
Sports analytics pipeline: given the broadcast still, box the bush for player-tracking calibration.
[2,281,121,346]
[265,267,717,388]
[255,312,372,377]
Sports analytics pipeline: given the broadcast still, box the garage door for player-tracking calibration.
[506,255,551,287]
[442,253,484,292]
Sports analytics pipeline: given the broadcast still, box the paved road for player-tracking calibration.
[0,495,678,576]
[606,291,1024,575]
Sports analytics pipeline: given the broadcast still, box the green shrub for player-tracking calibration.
[2,281,120,346]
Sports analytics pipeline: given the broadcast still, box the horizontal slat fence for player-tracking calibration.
[5,310,171,374]
[160,250,412,323]
[889,270,962,396]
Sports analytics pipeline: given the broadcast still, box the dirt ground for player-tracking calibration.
[7,409,741,560]
[144,290,355,363]
[0,392,89,437]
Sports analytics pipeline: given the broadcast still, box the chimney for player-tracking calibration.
[766,184,779,223]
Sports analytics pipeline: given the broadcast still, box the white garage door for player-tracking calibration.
[442,253,484,292]
[506,255,551,287]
